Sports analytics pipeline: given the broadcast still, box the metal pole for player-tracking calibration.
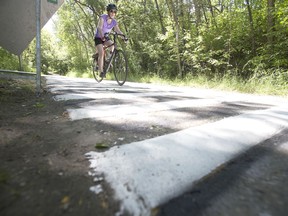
[18,54,23,71]
[36,0,41,95]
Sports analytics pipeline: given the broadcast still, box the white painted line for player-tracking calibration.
[86,105,288,216]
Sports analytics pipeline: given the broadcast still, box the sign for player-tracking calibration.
[47,0,58,4]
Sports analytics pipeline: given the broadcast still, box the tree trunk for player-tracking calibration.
[207,0,217,27]
[193,0,202,31]
[165,0,183,78]
[154,0,166,34]
[267,0,275,45]
[245,0,256,56]
[202,3,208,25]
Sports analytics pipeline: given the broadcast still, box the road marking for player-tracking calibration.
[86,105,288,216]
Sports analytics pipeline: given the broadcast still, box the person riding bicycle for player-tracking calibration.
[94,3,125,78]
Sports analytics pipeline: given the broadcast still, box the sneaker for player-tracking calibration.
[100,72,106,78]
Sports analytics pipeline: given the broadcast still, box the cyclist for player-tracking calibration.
[94,3,125,78]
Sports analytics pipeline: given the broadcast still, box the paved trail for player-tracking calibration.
[46,76,288,216]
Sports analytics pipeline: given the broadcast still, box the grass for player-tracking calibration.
[0,169,9,184]
[0,79,35,102]
[127,73,288,97]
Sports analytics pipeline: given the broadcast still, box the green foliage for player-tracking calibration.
[22,30,69,75]
[1,0,287,94]
[55,0,286,92]
[0,47,19,70]
[0,169,9,184]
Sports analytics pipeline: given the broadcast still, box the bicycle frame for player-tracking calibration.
[92,32,128,86]
[103,32,123,73]
[103,45,116,74]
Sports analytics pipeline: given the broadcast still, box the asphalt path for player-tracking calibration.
[158,128,288,216]
[45,75,288,216]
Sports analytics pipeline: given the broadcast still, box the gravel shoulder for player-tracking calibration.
[0,79,119,216]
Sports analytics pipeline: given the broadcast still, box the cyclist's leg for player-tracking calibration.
[95,38,105,75]
[93,37,100,57]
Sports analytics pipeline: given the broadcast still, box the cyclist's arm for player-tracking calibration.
[114,25,124,36]
[96,17,105,39]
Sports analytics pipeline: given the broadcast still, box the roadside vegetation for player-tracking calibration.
[0,0,287,96]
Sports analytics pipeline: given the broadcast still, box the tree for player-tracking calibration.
[267,0,275,46]
[244,0,256,56]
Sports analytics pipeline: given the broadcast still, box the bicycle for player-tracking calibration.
[92,32,128,86]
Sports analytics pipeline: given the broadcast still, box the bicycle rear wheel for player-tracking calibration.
[113,50,128,86]
[92,57,103,83]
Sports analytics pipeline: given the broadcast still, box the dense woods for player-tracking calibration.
[1,0,288,88]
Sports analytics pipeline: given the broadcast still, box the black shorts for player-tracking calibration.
[94,37,111,46]
[94,37,104,46]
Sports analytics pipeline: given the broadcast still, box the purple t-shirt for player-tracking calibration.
[95,14,117,38]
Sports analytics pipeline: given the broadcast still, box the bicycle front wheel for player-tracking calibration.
[92,57,103,83]
[113,50,128,86]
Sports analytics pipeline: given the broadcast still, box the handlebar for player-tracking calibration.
[104,32,128,42]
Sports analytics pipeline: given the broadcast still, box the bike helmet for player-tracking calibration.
[106,4,117,11]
